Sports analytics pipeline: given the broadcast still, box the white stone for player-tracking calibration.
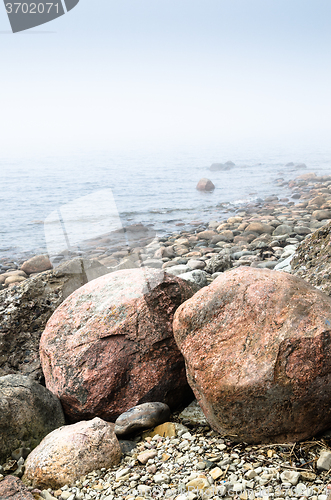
[164,265,190,276]
[116,468,130,480]
[41,491,57,500]
[181,432,194,440]
[154,473,170,484]
[317,451,331,471]
[60,493,73,500]
[280,470,300,486]
[138,485,152,494]
[233,483,244,492]
[245,470,257,479]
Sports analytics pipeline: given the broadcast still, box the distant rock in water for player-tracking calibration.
[173,266,331,443]
[209,161,235,171]
[196,178,215,191]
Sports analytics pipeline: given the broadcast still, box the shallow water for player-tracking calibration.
[1,143,331,261]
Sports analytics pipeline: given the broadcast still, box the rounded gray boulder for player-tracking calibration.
[0,374,65,463]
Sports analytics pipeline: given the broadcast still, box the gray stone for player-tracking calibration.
[11,447,31,461]
[232,251,254,260]
[0,374,65,463]
[312,210,331,221]
[153,473,170,484]
[187,259,206,270]
[286,238,300,244]
[140,259,163,269]
[41,491,58,500]
[273,224,293,236]
[280,470,300,485]
[114,402,171,436]
[274,254,294,271]
[178,270,208,288]
[164,265,190,276]
[0,258,110,381]
[119,440,138,455]
[317,450,331,471]
[204,254,232,274]
[294,226,312,235]
[255,261,277,269]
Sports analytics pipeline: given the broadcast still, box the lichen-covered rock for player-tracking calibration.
[204,254,232,274]
[40,268,195,422]
[0,374,65,463]
[291,221,331,296]
[23,417,121,489]
[173,266,331,443]
[0,258,109,381]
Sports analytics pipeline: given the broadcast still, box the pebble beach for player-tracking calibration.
[4,403,331,500]
[1,171,331,288]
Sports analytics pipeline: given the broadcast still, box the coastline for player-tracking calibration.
[1,171,331,288]
[2,170,331,498]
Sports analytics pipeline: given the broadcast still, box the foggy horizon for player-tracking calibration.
[1,0,331,157]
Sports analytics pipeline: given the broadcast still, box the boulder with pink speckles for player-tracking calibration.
[40,268,195,422]
[173,267,331,443]
[0,476,35,500]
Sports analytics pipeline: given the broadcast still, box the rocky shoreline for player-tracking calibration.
[2,171,331,499]
[2,171,331,290]
[2,401,331,500]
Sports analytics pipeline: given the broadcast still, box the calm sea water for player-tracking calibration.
[1,142,331,262]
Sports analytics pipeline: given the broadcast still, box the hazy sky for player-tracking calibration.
[1,0,331,156]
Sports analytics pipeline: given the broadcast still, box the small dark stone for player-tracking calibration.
[203,460,217,469]
[115,402,171,436]
[119,440,138,455]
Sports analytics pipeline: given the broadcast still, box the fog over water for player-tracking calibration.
[1,141,331,260]
[0,1,331,258]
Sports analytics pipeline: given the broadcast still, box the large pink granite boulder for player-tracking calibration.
[173,267,331,443]
[40,268,195,422]
[23,417,121,489]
